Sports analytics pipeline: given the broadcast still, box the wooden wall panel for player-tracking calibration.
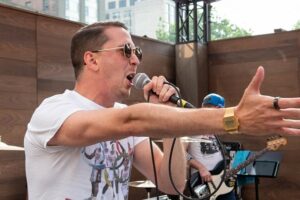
[0,152,26,200]
[0,5,36,200]
[0,7,36,62]
[36,16,81,104]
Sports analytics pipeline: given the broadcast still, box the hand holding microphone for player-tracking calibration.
[133,73,195,108]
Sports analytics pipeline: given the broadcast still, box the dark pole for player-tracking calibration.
[193,0,197,41]
[203,1,209,43]
[185,3,189,42]
[175,1,179,43]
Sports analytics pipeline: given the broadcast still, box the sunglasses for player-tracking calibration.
[91,43,142,61]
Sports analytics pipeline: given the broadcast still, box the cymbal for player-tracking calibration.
[153,137,212,143]
[129,180,156,188]
[0,139,24,151]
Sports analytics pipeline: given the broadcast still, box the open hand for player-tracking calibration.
[236,66,300,136]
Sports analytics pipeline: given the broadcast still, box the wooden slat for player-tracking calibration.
[0,58,36,110]
[0,151,26,200]
[208,30,300,54]
[0,6,35,29]
[36,16,79,82]
[209,45,298,66]
[0,92,35,110]
[0,125,27,147]
[0,75,36,94]
[37,79,74,104]
[0,6,36,62]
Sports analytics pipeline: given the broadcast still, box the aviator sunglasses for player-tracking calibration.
[91,43,142,61]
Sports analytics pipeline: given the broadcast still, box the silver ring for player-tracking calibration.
[273,97,281,110]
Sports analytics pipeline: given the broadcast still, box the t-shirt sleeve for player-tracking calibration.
[133,136,148,147]
[26,98,82,151]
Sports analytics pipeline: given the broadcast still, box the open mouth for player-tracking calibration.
[126,73,135,84]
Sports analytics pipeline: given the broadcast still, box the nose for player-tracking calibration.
[129,51,140,66]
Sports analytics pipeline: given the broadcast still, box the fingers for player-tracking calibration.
[280,108,300,119]
[275,97,300,109]
[269,99,300,136]
[159,85,177,102]
[201,174,212,182]
[245,66,265,95]
[150,75,165,94]
[282,127,300,136]
[145,75,177,104]
[281,119,300,129]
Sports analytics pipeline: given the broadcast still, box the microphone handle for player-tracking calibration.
[169,95,196,108]
[148,90,196,108]
[140,78,196,108]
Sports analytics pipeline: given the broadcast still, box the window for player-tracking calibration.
[106,14,110,20]
[112,12,120,19]
[25,1,32,8]
[108,1,116,9]
[130,0,137,6]
[65,0,69,10]
[123,11,131,18]
[85,6,89,16]
[119,0,126,8]
[43,0,49,11]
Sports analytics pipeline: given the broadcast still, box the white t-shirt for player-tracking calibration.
[24,90,147,200]
[188,135,223,173]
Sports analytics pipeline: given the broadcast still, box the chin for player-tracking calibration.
[119,89,131,100]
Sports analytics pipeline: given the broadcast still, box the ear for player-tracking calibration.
[83,51,100,72]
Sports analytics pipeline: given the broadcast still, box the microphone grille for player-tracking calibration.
[132,73,150,89]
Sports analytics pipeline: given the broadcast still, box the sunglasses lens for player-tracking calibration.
[123,43,142,61]
[135,47,142,61]
[124,43,132,58]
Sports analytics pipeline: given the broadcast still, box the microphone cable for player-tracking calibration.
[147,91,160,200]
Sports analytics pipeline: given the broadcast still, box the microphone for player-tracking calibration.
[132,73,196,108]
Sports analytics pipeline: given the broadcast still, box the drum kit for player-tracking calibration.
[0,136,24,151]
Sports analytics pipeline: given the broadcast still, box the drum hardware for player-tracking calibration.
[129,180,156,199]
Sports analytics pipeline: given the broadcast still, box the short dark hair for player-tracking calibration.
[70,21,128,79]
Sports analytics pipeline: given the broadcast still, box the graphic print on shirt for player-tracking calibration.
[200,136,220,155]
[82,140,134,200]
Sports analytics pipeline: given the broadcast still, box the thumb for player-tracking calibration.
[245,66,265,95]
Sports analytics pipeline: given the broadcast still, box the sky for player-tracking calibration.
[213,0,300,35]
